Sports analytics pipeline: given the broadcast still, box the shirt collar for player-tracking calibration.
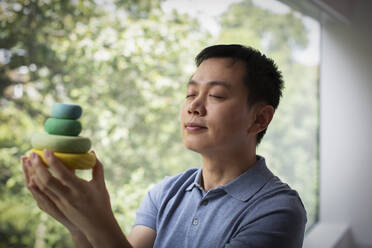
[185,155,274,202]
[185,168,203,191]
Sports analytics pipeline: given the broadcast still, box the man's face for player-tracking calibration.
[180,58,255,154]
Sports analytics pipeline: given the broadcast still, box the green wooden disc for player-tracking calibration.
[45,118,82,136]
[31,132,91,153]
[51,103,82,120]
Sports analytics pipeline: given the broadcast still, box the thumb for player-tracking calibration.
[90,151,105,184]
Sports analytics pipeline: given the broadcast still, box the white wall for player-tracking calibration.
[309,0,356,22]
[318,0,355,18]
[306,0,372,247]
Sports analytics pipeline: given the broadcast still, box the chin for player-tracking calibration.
[183,139,207,154]
[181,129,209,153]
[184,144,200,153]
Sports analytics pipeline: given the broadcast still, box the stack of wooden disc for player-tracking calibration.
[29,103,96,170]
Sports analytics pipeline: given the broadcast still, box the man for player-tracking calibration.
[22,44,306,248]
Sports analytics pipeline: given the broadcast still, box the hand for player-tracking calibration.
[21,155,79,233]
[25,150,124,245]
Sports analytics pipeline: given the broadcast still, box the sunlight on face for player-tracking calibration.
[179,58,255,155]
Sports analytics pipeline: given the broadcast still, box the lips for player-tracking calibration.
[185,122,207,128]
[185,122,207,131]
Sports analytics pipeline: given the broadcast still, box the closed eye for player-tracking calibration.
[209,95,224,99]
[185,95,224,99]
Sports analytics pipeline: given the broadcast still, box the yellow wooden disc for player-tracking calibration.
[28,148,96,170]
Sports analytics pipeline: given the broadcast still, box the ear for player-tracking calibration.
[247,104,275,134]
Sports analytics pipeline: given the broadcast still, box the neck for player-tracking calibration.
[200,147,257,192]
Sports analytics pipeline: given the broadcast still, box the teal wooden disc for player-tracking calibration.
[51,103,82,120]
[31,132,91,153]
[45,118,82,136]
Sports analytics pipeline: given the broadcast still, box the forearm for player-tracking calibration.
[84,216,133,248]
[70,230,93,248]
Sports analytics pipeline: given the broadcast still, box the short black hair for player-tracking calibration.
[195,44,284,146]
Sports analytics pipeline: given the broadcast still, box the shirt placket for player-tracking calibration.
[185,189,221,248]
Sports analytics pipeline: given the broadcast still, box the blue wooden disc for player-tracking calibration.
[51,103,82,120]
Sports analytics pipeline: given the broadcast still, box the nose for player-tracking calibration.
[187,96,206,116]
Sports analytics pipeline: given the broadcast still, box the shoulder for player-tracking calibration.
[243,175,307,232]
[259,176,306,216]
[241,158,307,224]
[227,177,307,247]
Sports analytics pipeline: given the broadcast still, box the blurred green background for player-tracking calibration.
[0,0,319,247]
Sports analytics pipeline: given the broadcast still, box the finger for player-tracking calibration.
[28,183,74,228]
[28,178,62,212]
[22,162,32,187]
[43,149,80,188]
[30,185,54,207]
[26,159,37,187]
[90,151,105,184]
[30,152,69,198]
[30,174,61,203]
[21,156,31,185]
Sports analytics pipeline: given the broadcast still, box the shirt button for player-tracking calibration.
[192,218,198,226]
[201,199,209,206]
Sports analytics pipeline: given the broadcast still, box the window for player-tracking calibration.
[0,0,319,246]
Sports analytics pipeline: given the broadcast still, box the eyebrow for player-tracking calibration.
[187,80,231,89]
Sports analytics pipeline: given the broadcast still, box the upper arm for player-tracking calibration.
[127,225,156,248]
[130,177,171,248]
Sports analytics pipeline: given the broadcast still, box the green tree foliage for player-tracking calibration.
[1,0,207,246]
[0,0,318,246]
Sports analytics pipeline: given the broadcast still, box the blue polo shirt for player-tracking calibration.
[133,155,307,248]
